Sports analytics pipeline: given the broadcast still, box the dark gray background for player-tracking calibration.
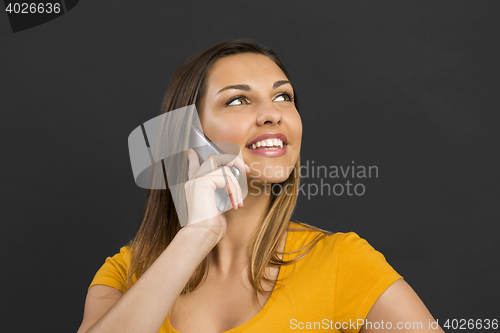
[1,0,499,331]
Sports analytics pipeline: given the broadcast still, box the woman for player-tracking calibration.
[77,39,443,333]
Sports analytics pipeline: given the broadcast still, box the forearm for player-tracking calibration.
[85,227,214,333]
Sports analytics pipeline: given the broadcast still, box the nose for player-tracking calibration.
[256,102,283,126]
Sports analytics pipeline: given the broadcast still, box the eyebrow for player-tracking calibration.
[216,80,291,95]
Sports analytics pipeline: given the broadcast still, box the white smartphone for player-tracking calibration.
[189,124,240,212]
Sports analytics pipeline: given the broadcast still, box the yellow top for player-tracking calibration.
[89,222,403,332]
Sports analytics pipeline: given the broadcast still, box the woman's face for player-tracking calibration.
[197,53,302,184]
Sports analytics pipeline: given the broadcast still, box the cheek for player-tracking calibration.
[202,116,249,147]
[289,113,303,143]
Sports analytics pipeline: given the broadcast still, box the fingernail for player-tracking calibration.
[245,163,250,172]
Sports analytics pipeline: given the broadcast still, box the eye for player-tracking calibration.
[274,91,294,102]
[226,96,248,106]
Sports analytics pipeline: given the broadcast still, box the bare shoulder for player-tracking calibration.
[360,279,444,333]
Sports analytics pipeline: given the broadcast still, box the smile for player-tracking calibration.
[245,133,288,157]
[247,138,284,149]
[245,142,287,157]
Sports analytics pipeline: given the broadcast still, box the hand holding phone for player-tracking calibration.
[189,125,243,213]
[184,146,249,241]
[190,125,240,181]
[127,105,248,228]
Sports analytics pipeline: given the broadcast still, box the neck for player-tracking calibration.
[208,182,273,277]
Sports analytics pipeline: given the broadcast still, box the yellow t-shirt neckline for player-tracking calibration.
[89,222,404,333]
[164,227,295,333]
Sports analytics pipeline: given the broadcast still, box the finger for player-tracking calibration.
[221,166,238,210]
[187,149,200,180]
[197,168,239,210]
[219,166,233,209]
[227,166,242,207]
[224,154,249,178]
[204,153,248,178]
[227,166,243,208]
[235,165,243,205]
[197,167,239,197]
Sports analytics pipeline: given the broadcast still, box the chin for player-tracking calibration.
[247,176,293,198]
[264,177,289,184]
[250,163,294,179]
[248,173,292,186]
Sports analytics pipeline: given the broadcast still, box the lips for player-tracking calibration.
[246,144,287,157]
[245,133,288,148]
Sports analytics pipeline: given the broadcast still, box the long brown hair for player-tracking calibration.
[122,39,333,306]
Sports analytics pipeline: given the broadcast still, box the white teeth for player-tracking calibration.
[248,138,285,149]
